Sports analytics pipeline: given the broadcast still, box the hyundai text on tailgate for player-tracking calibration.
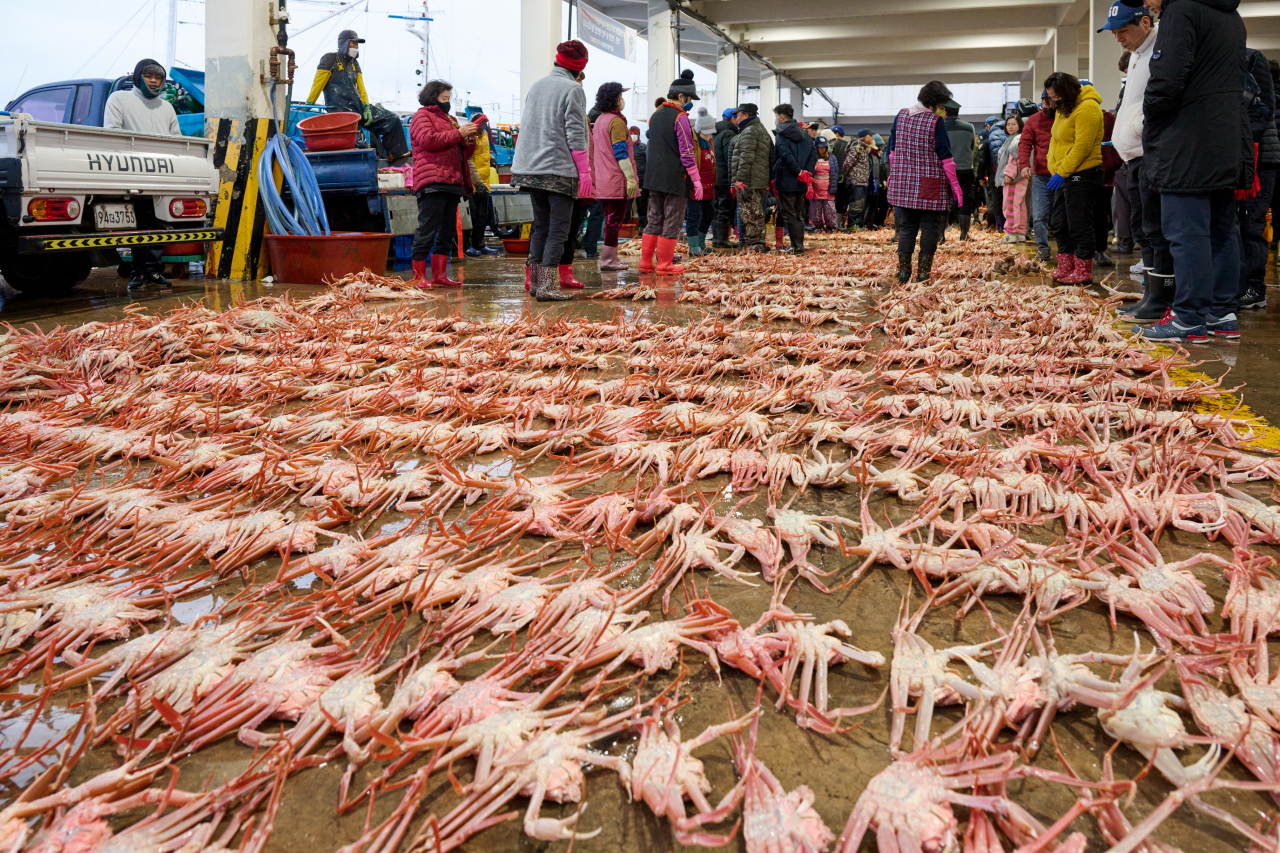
[0,113,220,295]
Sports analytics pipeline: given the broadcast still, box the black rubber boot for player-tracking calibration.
[1118,276,1156,321]
[916,254,935,282]
[710,221,734,249]
[1127,273,1173,323]
[787,222,806,255]
[959,214,971,241]
[897,253,913,283]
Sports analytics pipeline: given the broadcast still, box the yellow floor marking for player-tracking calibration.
[1150,344,1280,451]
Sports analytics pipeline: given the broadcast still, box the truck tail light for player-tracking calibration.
[169,198,207,218]
[28,198,81,222]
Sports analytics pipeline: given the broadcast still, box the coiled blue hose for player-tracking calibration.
[257,133,330,236]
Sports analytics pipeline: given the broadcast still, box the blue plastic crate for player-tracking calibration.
[392,235,414,261]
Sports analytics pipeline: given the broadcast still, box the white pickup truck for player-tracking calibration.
[0,113,221,295]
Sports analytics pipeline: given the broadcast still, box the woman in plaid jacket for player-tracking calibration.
[886,80,966,283]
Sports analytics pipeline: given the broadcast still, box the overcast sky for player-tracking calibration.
[3,0,676,124]
[5,1,1007,123]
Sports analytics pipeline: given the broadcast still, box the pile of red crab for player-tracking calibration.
[3,228,1280,853]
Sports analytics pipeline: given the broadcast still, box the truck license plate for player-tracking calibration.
[94,203,136,230]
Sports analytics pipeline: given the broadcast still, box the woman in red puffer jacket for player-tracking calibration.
[409,79,479,287]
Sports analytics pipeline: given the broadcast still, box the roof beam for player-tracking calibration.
[690,0,1067,25]
[801,69,1030,87]
[777,47,1044,72]
[728,6,1063,46]
[763,30,1052,63]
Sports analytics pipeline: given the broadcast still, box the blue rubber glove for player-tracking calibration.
[1046,173,1066,191]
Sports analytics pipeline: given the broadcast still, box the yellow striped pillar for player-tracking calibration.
[206,117,280,281]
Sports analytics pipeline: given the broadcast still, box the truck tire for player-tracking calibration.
[0,251,93,295]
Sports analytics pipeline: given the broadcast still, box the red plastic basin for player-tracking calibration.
[298,111,360,152]
[263,232,392,285]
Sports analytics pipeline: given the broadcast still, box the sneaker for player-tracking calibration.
[1134,315,1209,343]
[1207,313,1241,339]
[1037,248,1051,262]
[1129,260,1147,275]
[1240,287,1267,310]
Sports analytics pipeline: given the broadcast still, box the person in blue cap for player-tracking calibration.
[711,107,740,247]
[1102,3,1173,323]
[1132,0,1247,343]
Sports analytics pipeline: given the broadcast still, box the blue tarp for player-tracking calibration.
[169,68,205,103]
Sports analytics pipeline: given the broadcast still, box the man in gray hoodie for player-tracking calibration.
[104,58,182,290]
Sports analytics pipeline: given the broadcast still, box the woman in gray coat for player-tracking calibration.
[511,40,593,301]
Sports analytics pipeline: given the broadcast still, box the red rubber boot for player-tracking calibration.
[410,259,431,289]
[524,262,531,292]
[558,264,585,288]
[430,254,462,287]
[1052,254,1076,283]
[655,237,685,276]
[638,233,658,273]
[1066,257,1094,285]
[775,226,787,251]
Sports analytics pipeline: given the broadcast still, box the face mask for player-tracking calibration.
[630,135,638,143]
[682,101,693,112]
[348,47,359,59]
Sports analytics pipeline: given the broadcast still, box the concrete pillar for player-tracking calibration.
[784,82,804,120]
[1089,0,1124,104]
[521,0,561,110]
[647,0,676,112]
[716,46,740,117]
[759,71,779,117]
[1054,25,1078,78]
[1020,73,1034,101]
[1033,54,1053,97]
[205,0,285,127]
[205,0,288,281]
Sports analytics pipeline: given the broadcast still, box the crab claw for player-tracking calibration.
[526,808,600,841]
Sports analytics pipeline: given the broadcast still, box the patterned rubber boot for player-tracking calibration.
[1052,253,1077,283]
[897,253,913,284]
[534,265,574,301]
[916,254,935,282]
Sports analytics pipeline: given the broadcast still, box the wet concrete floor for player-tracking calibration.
[3,235,1279,853]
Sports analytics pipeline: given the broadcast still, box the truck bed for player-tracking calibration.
[0,118,215,196]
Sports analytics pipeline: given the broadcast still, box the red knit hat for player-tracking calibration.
[556,40,589,73]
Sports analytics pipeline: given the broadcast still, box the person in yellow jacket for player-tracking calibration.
[464,126,498,255]
[306,29,410,164]
[1044,71,1104,284]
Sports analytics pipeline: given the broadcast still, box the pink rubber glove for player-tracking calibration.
[571,149,594,198]
[691,178,704,201]
[941,157,963,208]
[797,170,814,184]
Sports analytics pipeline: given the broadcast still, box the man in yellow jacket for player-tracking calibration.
[1044,73,1104,284]
[464,127,498,255]
[307,29,410,164]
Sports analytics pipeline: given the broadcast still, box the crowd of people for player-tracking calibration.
[403,0,1270,324]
